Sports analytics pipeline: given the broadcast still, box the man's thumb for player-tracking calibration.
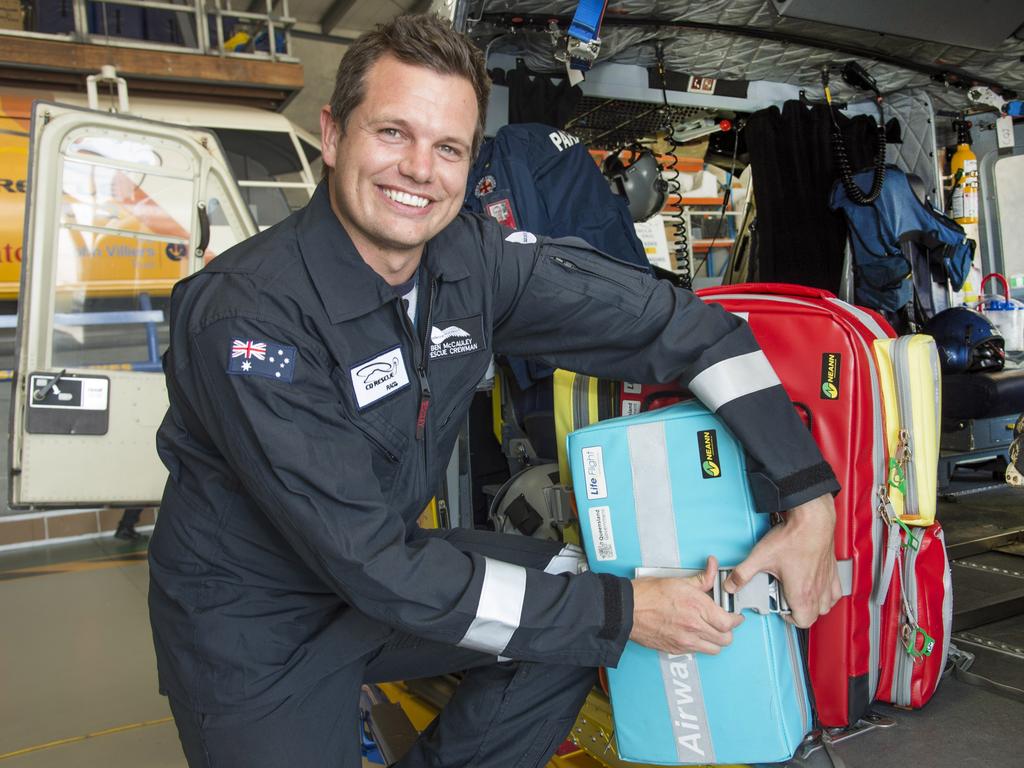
[688,555,719,593]
[723,557,758,594]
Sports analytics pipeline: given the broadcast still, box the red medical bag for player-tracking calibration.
[698,282,896,727]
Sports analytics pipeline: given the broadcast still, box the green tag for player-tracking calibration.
[888,457,907,494]
[904,626,936,658]
[897,519,920,549]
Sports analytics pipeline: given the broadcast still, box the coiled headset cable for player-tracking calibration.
[824,63,887,206]
[655,44,693,289]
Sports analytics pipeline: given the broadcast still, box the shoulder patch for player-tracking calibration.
[228,338,297,383]
[505,231,537,245]
[474,174,497,197]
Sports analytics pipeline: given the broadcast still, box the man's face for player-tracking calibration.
[320,56,478,280]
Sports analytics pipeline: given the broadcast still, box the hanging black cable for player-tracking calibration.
[823,63,887,206]
[654,44,692,289]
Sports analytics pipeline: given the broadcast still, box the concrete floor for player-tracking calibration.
[4,524,1024,768]
[0,537,184,766]
[0,535,383,767]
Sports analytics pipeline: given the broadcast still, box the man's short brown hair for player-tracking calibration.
[323,13,491,179]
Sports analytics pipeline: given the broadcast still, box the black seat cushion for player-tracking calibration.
[942,369,1024,419]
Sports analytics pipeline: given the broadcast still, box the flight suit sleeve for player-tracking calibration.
[174,313,633,667]
[488,229,840,513]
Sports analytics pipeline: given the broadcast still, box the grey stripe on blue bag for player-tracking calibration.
[627,421,716,763]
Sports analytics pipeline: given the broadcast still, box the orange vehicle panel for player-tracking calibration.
[1,93,207,302]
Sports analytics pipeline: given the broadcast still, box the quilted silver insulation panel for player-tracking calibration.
[469,0,1023,110]
[884,92,944,210]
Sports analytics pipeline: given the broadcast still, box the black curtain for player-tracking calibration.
[745,101,887,292]
[499,59,582,129]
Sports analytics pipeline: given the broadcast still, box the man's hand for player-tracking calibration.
[630,557,744,655]
[722,493,842,628]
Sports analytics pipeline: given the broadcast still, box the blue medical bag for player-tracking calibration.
[567,400,811,764]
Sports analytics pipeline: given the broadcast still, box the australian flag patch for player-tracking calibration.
[227,338,297,383]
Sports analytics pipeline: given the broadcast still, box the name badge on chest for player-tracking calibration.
[429,315,484,360]
[350,346,410,409]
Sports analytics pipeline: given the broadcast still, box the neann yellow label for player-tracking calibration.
[820,352,842,400]
[698,430,721,479]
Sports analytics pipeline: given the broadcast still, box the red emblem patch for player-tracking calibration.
[486,198,517,229]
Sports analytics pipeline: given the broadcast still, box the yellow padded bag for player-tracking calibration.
[553,370,618,485]
[873,335,942,526]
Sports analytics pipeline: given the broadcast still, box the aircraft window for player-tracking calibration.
[211,128,315,229]
[204,172,250,263]
[300,137,323,180]
[60,159,194,236]
[67,134,190,175]
[51,152,194,370]
[994,153,1024,289]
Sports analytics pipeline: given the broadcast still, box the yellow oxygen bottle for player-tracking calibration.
[950,118,978,225]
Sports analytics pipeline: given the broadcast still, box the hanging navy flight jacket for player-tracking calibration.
[830,166,974,313]
[150,183,838,713]
[464,123,648,269]
[465,122,650,388]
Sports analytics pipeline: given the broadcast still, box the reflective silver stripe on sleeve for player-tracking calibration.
[545,544,586,575]
[686,351,781,412]
[457,557,527,655]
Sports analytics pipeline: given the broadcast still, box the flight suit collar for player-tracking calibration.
[297,182,470,324]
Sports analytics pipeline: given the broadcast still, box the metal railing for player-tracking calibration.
[1,0,296,62]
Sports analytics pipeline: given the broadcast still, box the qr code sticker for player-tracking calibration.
[588,506,617,562]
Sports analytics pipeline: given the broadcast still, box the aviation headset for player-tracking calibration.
[602,148,669,222]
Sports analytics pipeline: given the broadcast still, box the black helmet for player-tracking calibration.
[923,307,1005,374]
[603,148,669,222]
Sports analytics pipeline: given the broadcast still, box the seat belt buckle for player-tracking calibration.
[565,36,601,71]
[635,565,790,616]
[716,568,791,616]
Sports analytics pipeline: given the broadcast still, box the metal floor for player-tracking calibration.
[1,458,1022,767]
[814,475,1024,768]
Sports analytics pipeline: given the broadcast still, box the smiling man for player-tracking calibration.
[149,13,841,768]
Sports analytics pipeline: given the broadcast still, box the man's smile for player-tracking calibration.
[382,187,431,209]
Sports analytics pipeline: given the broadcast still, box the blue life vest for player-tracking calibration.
[830,166,973,314]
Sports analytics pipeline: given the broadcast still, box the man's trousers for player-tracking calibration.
[167,528,599,767]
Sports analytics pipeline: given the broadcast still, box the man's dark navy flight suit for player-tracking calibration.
[150,183,839,767]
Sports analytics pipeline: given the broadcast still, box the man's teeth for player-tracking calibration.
[384,189,429,208]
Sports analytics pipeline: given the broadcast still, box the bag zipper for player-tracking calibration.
[896,531,921,707]
[892,336,919,519]
[783,623,810,733]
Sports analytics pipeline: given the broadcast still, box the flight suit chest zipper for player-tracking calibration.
[396,277,437,444]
